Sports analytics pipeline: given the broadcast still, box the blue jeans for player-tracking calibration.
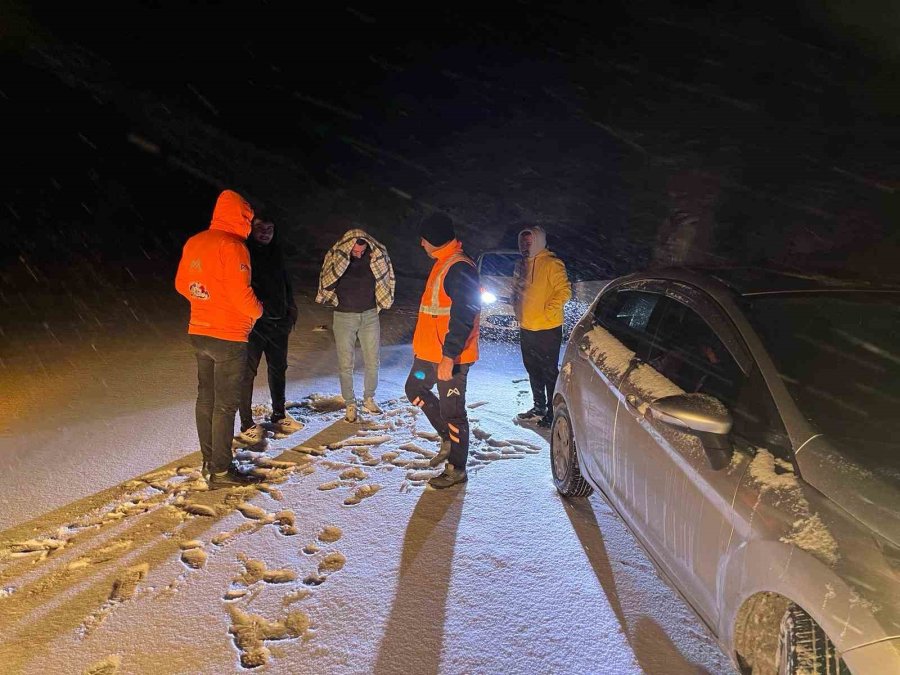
[332,308,380,403]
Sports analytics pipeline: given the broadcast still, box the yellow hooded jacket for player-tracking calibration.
[512,226,572,330]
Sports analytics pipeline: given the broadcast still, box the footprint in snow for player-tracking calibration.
[506,439,541,451]
[344,484,380,505]
[180,546,207,570]
[257,484,284,501]
[318,551,346,574]
[179,502,218,517]
[7,535,69,560]
[236,503,270,521]
[274,510,298,536]
[212,522,258,547]
[111,563,151,601]
[81,563,150,635]
[467,401,488,409]
[83,654,121,675]
[67,539,134,571]
[398,442,437,458]
[340,467,368,480]
[234,555,297,585]
[407,469,440,482]
[227,603,310,669]
[317,526,342,543]
[302,572,326,586]
[282,588,311,605]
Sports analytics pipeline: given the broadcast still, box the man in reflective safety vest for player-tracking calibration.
[405,212,481,488]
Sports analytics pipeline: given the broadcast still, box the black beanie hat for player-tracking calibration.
[418,212,455,247]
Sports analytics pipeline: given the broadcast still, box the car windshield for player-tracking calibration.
[479,253,519,278]
[744,292,900,451]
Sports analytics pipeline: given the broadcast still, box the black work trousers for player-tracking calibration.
[404,357,471,469]
[520,325,563,410]
[239,320,290,429]
[190,334,247,474]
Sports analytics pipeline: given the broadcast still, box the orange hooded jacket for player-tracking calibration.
[175,190,263,342]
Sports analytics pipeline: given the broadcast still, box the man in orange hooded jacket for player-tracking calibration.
[175,190,263,488]
[405,212,481,488]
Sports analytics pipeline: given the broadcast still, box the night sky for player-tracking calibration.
[4,0,900,305]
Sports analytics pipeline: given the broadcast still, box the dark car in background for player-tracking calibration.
[550,266,900,675]
[476,249,607,340]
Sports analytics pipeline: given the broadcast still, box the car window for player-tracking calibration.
[744,292,900,450]
[593,290,660,356]
[646,297,788,451]
[644,298,741,403]
[479,253,519,278]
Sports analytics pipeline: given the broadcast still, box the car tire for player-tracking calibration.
[777,604,846,675]
[550,405,593,498]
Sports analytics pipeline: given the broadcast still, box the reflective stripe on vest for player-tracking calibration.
[419,254,472,315]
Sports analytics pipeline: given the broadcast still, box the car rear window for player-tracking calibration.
[479,253,519,278]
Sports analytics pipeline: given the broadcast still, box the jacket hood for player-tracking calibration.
[519,225,547,258]
[210,190,254,239]
[335,227,388,254]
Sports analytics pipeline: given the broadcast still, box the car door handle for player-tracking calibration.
[577,341,590,359]
[625,393,641,409]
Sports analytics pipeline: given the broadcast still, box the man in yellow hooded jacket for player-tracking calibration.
[511,225,571,428]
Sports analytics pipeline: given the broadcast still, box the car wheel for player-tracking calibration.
[777,604,846,675]
[550,405,593,498]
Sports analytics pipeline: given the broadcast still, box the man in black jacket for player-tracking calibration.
[236,215,303,444]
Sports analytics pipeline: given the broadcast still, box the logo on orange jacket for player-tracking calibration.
[189,282,210,300]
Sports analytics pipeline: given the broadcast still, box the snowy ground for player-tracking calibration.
[0,296,736,674]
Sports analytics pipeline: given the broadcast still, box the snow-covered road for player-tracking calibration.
[0,301,735,673]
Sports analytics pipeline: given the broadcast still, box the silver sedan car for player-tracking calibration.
[551,267,900,675]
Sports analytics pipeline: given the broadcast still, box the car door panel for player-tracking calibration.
[611,292,750,627]
[579,289,660,492]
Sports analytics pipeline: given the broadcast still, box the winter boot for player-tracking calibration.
[537,411,553,428]
[271,413,304,435]
[235,423,266,446]
[362,397,383,414]
[429,434,452,467]
[429,464,468,489]
[345,401,358,423]
[517,405,546,422]
[208,466,263,490]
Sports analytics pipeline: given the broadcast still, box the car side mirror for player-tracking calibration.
[649,394,734,470]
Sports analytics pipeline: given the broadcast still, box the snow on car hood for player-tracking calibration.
[798,436,900,547]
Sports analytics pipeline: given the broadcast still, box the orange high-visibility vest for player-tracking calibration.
[412,239,480,364]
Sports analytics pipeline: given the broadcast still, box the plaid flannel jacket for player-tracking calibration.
[315,228,395,310]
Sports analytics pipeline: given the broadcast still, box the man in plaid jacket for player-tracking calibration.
[316,227,395,422]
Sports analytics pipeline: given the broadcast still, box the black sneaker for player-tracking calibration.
[537,412,553,428]
[429,465,468,489]
[517,406,546,422]
[207,467,263,490]
[428,435,452,467]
